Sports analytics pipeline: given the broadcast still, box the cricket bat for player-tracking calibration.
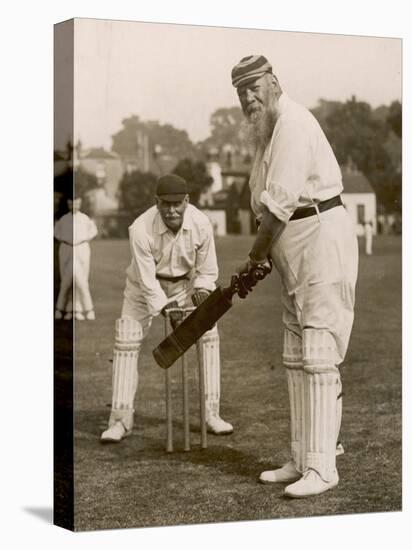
[153,264,271,369]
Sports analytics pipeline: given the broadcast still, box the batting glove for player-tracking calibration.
[191,289,211,307]
[161,301,183,330]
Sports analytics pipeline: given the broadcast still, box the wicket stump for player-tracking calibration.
[164,307,207,452]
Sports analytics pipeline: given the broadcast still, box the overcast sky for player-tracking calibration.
[56,18,402,150]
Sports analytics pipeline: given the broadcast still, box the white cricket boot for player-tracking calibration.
[55,310,63,320]
[86,310,96,320]
[285,469,339,498]
[206,415,233,435]
[75,312,85,321]
[259,461,302,484]
[101,421,132,443]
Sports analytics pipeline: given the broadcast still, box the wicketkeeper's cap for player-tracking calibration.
[156,174,189,202]
[231,55,273,88]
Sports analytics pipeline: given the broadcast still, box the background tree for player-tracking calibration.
[111,115,197,166]
[111,115,143,159]
[54,167,99,218]
[118,170,158,219]
[198,107,249,158]
[173,158,213,205]
[145,120,197,160]
[207,107,244,149]
[387,100,402,138]
[311,96,401,213]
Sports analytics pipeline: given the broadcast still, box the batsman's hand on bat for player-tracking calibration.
[192,289,211,307]
[233,257,272,299]
[161,301,183,330]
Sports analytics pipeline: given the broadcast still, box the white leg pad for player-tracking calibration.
[283,330,305,472]
[303,329,340,482]
[108,318,142,432]
[201,325,221,420]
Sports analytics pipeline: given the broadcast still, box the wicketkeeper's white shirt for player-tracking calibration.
[126,204,218,316]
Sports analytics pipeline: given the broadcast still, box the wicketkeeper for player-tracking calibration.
[231,55,359,497]
[101,174,233,443]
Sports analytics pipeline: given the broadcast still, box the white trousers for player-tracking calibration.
[273,206,358,479]
[56,242,94,313]
[272,205,358,363]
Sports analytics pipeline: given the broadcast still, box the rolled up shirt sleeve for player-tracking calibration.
[261,120,312,223]
[129,232,168,316]
[193,224,218,292]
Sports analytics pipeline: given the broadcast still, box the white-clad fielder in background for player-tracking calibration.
[231,55,358,498]
[101,174,233,443]
[54,196,98,321]
[364,220,373,255]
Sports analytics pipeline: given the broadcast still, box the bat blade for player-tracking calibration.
[153,287,233,369]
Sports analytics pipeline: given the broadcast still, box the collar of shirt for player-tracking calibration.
[153,207,192,235]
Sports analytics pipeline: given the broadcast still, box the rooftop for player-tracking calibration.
[341,166,375,194]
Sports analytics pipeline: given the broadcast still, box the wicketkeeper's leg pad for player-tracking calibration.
[200,325,221,419]
[302,328,340,482]
[108,318,143,432]
[283,329,305,472]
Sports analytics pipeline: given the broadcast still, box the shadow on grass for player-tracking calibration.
[75,410,278,481]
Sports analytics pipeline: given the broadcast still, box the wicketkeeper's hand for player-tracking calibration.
[191,289,211,307]
[161,301,184,330]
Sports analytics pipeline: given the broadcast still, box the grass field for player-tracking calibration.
[67,234,401,531]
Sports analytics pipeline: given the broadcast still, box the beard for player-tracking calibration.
[240,103,278,152]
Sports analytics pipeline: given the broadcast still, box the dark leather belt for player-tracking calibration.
[156,273,190,283]
[289,195,343,221]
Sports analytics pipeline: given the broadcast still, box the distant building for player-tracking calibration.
[201,209,227,236]
[80,147,123,205]
[206,160,223,193]
[341,165,377,236]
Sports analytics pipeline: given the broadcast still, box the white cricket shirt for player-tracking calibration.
[126,204,218,315]
[54,211,98,245]
[249,93,343,223]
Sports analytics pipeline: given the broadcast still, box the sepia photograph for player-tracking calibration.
[53,16,402,532]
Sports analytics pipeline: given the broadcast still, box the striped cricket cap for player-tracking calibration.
[231,55,273,88]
